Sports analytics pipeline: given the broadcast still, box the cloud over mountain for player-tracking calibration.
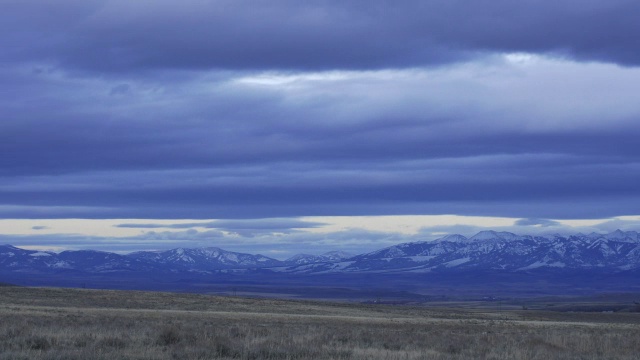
[1,1,639,237]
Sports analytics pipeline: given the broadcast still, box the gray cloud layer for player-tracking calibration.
[115,219,326,237]
[1,1,640,222]
[3,0,640,72]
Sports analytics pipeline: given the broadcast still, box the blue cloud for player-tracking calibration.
[515,218,561,227]
[3,1,640,72]
[115,219,326,236]
[0,1,639,224]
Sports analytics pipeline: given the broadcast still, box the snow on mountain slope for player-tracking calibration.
[1,230,639,275]
[285,254,325,265]
[128,247,282,271]
[297,230,640,274]
[285,251,353,266]
[320,251,353,261]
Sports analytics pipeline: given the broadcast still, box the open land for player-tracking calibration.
[1,286,639,359]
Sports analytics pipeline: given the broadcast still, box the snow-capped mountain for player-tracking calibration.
[128,247,282,271]
[292,230,640,274]
[0,245,55,271]
[1,230,639,276]
[0,245,281,273]
[0,245,163,273]
[285,251,353,265]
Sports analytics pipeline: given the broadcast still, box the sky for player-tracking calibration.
[2,0,640,258]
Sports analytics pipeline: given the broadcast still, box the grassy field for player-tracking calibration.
[1,287,639,359]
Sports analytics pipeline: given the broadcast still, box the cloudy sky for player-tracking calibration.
[2,0,640,258]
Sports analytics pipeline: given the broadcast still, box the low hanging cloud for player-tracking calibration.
[0,227,413,258]
[31,226,50,230]
[514,218,561,227]
[115,219,327,237]
[5,217,640,258]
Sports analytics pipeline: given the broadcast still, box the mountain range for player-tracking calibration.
[2,230,639,275]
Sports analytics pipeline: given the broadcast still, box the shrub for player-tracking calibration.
[97,336,127,349]
[157,326,181,346]
[24,336,52,351]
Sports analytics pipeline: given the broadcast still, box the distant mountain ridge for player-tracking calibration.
[285,251,353,265]
[128,247,281,272]
[303,229,640,274]
[1,230,640,275]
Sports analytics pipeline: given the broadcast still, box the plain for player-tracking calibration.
[1,286,640,359]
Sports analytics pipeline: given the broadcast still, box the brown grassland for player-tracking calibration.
[1,286,639,359]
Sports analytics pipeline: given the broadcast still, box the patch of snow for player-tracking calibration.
[223,253,239,262]
[405,268,434,273]
[408,256,436,262]
[518,261,546,270]
[384,247,406,257]
[321,251,353,261]
[618,264,638,270]
[324,261,355,272]
[518,261,566,271]
[177,254,194,262]
[29,252,52,257]
[443,257,471,267]
[49,261,72,269]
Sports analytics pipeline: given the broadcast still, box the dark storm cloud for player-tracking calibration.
[2,1,640,223]
[2,65,640,219]
[3,157,640,219]
[2,61,639,178]
[2,0,640,72]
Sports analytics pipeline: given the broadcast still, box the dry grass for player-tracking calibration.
[1,287,639,359]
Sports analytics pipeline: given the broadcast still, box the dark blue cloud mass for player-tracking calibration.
[0,1,639,222]
[3,1,640,72]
